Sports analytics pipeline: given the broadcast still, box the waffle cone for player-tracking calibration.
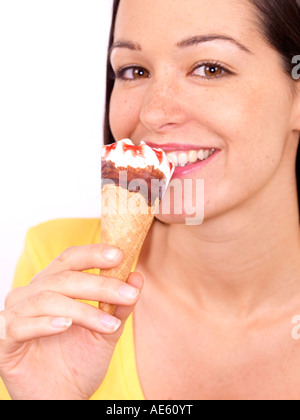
[99,184,158,315]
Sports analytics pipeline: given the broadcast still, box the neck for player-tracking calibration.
[138,172,300,318]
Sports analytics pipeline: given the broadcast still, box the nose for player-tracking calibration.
[139,76,189,134]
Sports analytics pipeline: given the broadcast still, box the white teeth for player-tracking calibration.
[178,152,188,167]
[198,150,205,161]
[166,149,215,168]
[203,150,210,160]
[188,150,198,163]
[167,152,178,167]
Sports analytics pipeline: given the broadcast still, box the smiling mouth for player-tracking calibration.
[166,148,215,167]
[144,141,217,168]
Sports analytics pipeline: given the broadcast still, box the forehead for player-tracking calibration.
[115,0,255,44]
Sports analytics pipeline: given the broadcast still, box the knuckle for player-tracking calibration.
[3,308,20,340]
[55,270,72,289]
[5,319,19,341]
[5,318,26,343]
[0,312,7,340]
[4,289,18,309]
[56,247,76,264]
[39,289,54,300]
[29,272,42,285]
[34,290,55,306]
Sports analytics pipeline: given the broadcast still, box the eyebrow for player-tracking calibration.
[177,34,253,54]
[109,40,142,57]
[110,34,253,57]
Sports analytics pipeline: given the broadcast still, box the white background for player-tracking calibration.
[0,0,113,309]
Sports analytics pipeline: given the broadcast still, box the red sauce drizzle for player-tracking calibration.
[103,142,117,158]
[105,141,173,172]
[122,142,144,156]
[153,149,164,164]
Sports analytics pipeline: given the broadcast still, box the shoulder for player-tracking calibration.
[28,218,101,244]
[13,218,101,289]
[25,218,101,266]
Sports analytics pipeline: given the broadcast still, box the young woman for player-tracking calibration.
[0,0,300,400]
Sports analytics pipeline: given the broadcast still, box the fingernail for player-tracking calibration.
[51,317,72,329]
[100,314,121,332]
[119,284,139,300]
[103,247,122,262]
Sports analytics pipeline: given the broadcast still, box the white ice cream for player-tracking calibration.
[102,139,175,183]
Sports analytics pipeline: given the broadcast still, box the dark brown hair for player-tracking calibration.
[103,0,300,213]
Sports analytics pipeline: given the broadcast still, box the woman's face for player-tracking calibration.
[109,0,300,225]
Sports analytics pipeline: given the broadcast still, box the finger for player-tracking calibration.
[127,271,145,290]
[11,290,121,335]
[114,272,145,321]
[3,316,73,343]
[6,272,140,308]
[99,271,145,315]
[42,244,124,276]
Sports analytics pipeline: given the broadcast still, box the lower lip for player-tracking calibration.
[172,150,220,178]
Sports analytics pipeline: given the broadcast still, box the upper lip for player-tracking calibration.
[144,141,217,152]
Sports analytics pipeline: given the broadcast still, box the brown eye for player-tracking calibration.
[191,62,229,79]
[132,67,150,79]
[116,66,151,80]
[204,65,222,77]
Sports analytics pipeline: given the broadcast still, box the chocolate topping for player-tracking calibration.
[101,159,167,207]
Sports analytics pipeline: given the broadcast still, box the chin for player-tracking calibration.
[154,214,191,225]
[152,180,206,226]
[154,187,243,226]
[154,201,205,226]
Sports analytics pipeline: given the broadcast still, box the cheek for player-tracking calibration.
[188,80,293,217]
[109,88,141,141]
[193,79,291,170]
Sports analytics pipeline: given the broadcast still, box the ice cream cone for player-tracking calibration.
[99,184,158,314]
[99,139,174,315]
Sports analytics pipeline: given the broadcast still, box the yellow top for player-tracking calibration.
[0,219,145,400]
